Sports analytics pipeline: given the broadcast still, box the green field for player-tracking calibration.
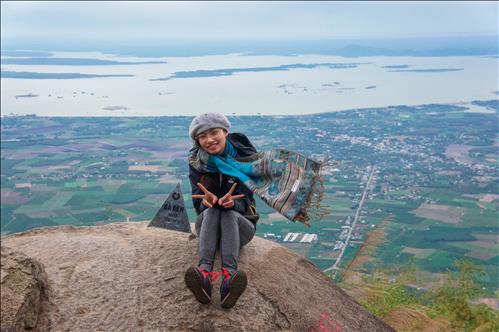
[1,103,497,294]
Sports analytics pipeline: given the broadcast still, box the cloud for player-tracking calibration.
[1,1,497,42]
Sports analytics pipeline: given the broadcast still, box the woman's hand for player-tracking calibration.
[218,183,245,209]
[192,183,218,208]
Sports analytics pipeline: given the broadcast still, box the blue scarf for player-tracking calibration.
[203,140,239,172]
[188,140,327,226]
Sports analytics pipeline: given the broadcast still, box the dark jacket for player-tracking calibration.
[189,133,259,226]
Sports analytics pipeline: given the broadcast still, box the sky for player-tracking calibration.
[1,1,498,44]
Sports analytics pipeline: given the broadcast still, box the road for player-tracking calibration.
[324,165,376,273]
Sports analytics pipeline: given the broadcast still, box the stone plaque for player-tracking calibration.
[148,182,191,233]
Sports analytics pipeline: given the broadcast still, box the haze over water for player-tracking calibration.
[1,51,497,117]
[1,1,497,116]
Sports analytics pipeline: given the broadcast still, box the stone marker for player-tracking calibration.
[148,182,191,233]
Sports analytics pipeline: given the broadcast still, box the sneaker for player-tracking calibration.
[184,266,213,304]
[220,267,247,309]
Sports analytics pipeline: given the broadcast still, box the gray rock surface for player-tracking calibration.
[1,246,46,332]
[1,222,395,331]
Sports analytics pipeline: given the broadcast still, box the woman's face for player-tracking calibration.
[197,128,228,154]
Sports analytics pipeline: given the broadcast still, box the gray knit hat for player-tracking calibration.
[189,112,231,140]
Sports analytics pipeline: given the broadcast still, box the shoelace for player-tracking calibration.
[200,268,232,283]
[221,267,231,281]
[200,270,222,283]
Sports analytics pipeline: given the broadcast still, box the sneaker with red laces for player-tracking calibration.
[220,267,247,309]
[184,266,216,304]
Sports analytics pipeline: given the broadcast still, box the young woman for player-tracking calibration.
[185,112,259,309]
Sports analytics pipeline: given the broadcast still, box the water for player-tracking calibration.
[1,51,497,116]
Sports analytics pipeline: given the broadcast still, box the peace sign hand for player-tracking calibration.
[218,182,245,209]
[192,182,218,208]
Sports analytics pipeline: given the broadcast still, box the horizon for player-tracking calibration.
[1,2,497,116]
[2,35,497,58]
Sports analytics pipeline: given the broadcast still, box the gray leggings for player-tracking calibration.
[195,208,256,272]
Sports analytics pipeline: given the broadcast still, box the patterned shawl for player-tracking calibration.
[188,141,328,226]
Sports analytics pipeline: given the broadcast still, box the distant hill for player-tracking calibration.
[2,36,497,57]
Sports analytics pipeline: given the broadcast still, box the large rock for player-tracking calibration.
[1,246,46,331]
[1,222,395,331]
